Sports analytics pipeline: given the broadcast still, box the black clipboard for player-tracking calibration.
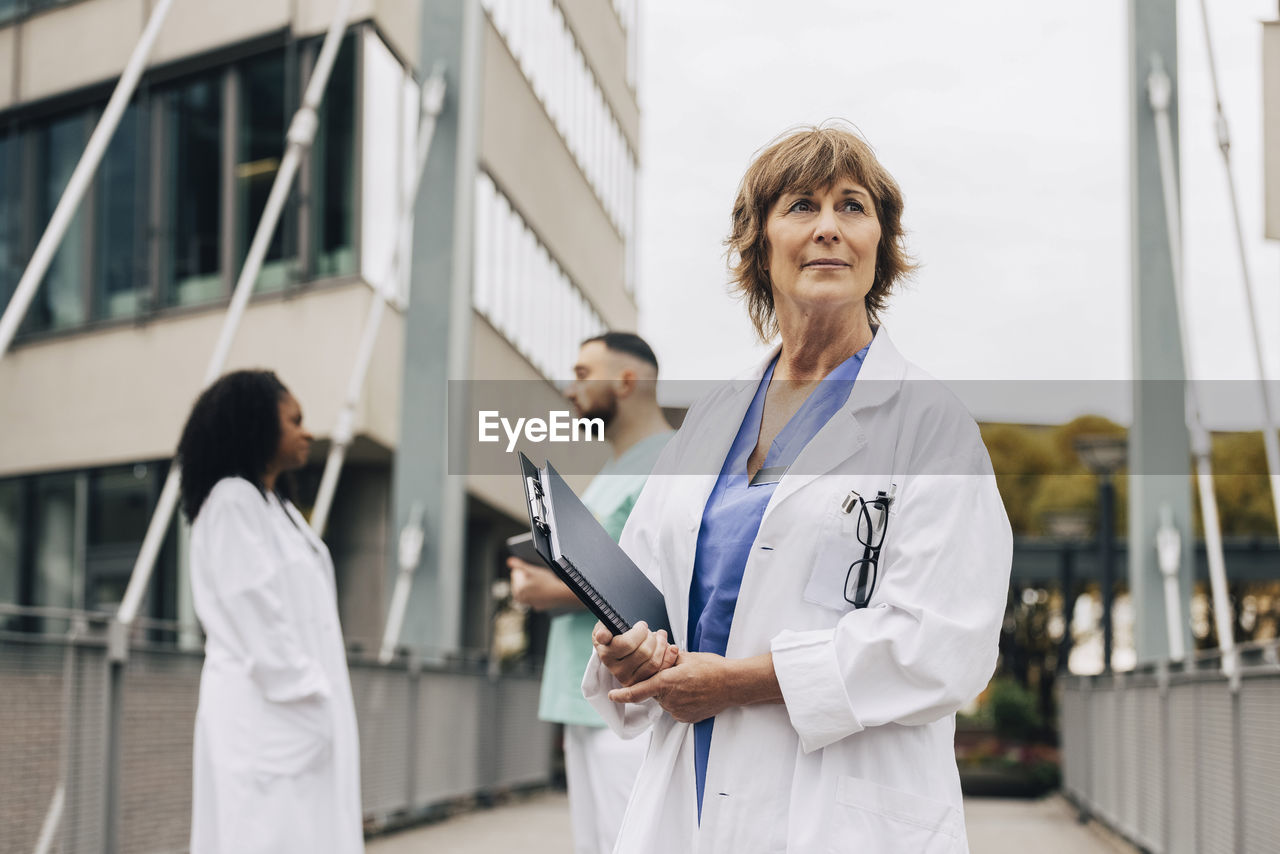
[519,453,671,637]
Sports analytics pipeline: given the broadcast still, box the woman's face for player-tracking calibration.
[765,177,881,323]
[272,392,313,472]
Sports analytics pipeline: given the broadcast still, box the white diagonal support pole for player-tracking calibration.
[0,0,178,360]
[310,66,447,537]
[1196,0,1280,541]
[114,0,355,632]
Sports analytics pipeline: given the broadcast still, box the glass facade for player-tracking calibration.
[314,36,357,279]
[0,480,19,610]
[32,474,76,613]
[237,51,294,293]
[0,464,178,630]
[94,103,145,319]
[0,33,363,340]
[0,130,20,314]
[162,73,224,307]
[33,113,88,331]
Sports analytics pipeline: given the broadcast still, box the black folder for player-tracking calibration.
[519,453,671,637]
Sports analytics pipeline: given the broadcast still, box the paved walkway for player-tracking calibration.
[368,789,1138,853]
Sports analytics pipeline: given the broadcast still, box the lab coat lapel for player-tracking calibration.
[668,346,777,638]
[762,328,907,523]
[686,344,779,494]
[281,499,337,594]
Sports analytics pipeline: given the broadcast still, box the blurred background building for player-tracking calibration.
[0,0,638,660]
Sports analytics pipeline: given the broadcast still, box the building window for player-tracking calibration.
[473,171,605,381]
[0,464,179,633]
[87,464,163,613]
[0,130,21,315]
[32,474,77,615]
[0,29,370,341]
[313,35,357,279]
[0,480,19,609]
[160,72,224,307]
[93,102,146,320]
[237,51,295,293]
[32,112,89,332]
[482,0,638,262]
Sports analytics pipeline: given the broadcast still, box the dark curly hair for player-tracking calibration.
[176,370,290,522]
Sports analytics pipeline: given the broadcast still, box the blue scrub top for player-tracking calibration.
[687,344,870,818]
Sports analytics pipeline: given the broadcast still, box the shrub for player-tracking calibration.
[987,678,1042,742]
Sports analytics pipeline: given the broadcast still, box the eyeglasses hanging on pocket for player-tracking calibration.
[841,485,896,608]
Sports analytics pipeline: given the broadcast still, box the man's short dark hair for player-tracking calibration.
[584,331,659,372]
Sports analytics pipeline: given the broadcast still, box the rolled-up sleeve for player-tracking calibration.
[773,449,1012,753]
[582,654,665,738]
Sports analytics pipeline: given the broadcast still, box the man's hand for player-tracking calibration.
[592,620,679,687]
[605,651,782,724]
[508,557,584,612]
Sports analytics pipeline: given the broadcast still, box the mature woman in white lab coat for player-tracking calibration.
[586,126,1013,853]
[177,370,362,854]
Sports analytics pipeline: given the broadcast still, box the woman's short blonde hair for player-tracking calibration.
[726,124,916,340]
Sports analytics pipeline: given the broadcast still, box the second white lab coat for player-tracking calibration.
[584,328,1013,854]
[189,477,363,854]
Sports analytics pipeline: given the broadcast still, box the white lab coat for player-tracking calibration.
[189,477,363,854]
[584,329,1012,854]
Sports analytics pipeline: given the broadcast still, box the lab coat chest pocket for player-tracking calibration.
[801,480,899,613]
[828,776,964,854]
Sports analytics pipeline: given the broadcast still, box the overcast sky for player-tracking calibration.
[634,0,1280,427]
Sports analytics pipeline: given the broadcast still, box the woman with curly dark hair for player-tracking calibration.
[178,370,362,854]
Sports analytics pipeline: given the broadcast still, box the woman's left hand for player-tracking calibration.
[607,651,782,724]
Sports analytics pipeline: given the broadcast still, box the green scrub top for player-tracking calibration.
[537,431,673,727]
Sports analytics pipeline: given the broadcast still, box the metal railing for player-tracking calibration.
[1061,641,1280,854]
[0,615,555,854]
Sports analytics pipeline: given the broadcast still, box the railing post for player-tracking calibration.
[1080,675,1093,821]
[1231,673,1244,854]
[1157,659,1171,854]
[1193,669,1203,854]
[406,657,420,813]
[102,620,129,854]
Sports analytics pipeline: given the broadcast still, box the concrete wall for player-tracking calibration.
[0,0,420,110]
[465,311,605,520]
[327,463,392,649]
[558,0,637,151]
[478,15,636,333]
[0,282,404,477]
[1265,21,1280,240]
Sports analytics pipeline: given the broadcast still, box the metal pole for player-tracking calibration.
[0,0,179,360]
[1128,0,1194,665]
[1147,53,1237,680]
[114,0,355,631]
[1196,0,1280,541]
[310,67,447,537]
[1100,478,1115,673]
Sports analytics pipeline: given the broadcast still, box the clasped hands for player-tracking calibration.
[592,621,780,724]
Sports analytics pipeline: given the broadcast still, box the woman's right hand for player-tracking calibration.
[592,620,679,688]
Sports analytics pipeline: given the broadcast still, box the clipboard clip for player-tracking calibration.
[524,475,550,537]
